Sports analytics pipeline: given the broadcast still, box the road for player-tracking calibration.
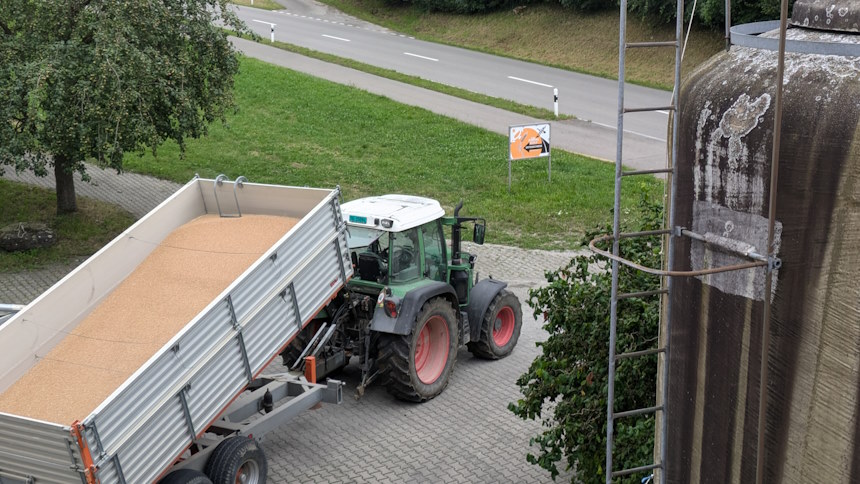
[230,4,672,144]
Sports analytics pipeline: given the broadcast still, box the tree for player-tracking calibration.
[509,195,662,483]
[0,1,245,213]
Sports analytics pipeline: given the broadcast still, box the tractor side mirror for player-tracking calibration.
[473,222,485,245]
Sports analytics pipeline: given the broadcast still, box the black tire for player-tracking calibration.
[204,436,267,484]
[159,469,213,484]
[377,297,458,402]
[467,289,522,359]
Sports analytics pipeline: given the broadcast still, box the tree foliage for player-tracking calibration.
[509,194,663,483]
[0,0,246,213]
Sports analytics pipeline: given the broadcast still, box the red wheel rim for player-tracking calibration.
[492,306,515,347]
[414,315,450,384]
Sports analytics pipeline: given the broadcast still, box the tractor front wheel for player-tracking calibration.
[378,297,458,402]
[467,289,522,359]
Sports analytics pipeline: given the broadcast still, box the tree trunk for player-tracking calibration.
[54,153,78,214]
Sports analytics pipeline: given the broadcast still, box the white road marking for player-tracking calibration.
[657,110,670,115]
[507,76,553,88]
[403,52,439,62]
[322,34,351,42]
[591,121,667,142]
[251,19,276,27]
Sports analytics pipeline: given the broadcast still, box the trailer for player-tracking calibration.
[0,176,352,484]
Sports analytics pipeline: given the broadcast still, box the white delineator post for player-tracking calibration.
[252,20,277,43]
[554,88,559,117]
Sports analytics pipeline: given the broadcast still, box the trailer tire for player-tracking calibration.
[205,436,267,484]
[467,289,522,359]
[377,297,458,402]
[159,469,213,484]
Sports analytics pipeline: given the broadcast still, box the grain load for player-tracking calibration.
[0,214,297,424]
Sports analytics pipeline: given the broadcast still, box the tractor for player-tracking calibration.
[281,194,523,401]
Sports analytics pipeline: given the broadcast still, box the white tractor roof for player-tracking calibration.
[342,194,445,232]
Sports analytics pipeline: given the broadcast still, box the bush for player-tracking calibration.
[509,194,663,483]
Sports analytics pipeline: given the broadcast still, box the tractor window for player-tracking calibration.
[421,220,447,282]
[389,229,420,282]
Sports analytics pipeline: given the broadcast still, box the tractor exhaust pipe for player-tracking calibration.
[452,200,464,265]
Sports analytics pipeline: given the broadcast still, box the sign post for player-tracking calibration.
[508,123,551,191]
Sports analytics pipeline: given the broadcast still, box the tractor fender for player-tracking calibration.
[370,281,458,335]
[466,279,508,342]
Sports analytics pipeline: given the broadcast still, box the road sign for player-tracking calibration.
[509,124,550,160]
[508,124,552,191]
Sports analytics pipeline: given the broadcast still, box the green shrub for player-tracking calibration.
[509,194,663,483]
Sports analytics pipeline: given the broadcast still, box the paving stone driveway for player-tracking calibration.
[1,167,581,482]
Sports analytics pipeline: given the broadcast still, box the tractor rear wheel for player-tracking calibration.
[467,289,522,359]
[377,297,458,402]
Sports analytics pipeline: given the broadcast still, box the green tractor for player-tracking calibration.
[281,194,522,402]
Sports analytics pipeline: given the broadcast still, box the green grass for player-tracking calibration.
[316,0,725,90]
[232,32,572,121]
[230,0,283,10]
[0,181,136,272]
[124,56,661,250]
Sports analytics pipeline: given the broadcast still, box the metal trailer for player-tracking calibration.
[0,176,353,484]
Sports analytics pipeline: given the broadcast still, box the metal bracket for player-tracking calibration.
[89,420,106,460]
[226,295,241,332]
[768,256,782,272]
[111,454,127,484]
[178,385,197,442]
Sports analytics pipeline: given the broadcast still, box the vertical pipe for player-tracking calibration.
[755,0,788,482]
[725,0,732,51]
[659,0,684,480]
[606,0,627,481]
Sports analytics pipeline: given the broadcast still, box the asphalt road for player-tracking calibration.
[230,3,673,144]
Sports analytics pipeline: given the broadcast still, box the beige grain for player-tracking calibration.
[0,214,297,424]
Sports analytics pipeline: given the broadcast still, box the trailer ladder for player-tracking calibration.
[596,0,790,482]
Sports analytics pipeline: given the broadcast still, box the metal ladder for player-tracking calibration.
[597,0,790,482]
[600,0,685,480]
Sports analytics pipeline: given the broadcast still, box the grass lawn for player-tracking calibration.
[316,0,724,90]
[0,181,136,272]
[124,56,662,250]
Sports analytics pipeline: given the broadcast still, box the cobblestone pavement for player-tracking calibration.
[1,168,583,482]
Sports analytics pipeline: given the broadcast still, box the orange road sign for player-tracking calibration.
[509,124,551,160]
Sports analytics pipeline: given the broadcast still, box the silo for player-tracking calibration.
[667,1,860,483]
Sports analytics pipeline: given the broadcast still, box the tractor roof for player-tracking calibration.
[342,194,445,232]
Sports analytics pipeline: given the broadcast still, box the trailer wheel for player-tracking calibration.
[205,436,267,484]
[159,469,213,484]
[467,289,522,359]
[378,297,458,402]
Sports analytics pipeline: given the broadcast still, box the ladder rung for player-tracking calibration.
[611,462,663,478]
[623,105,675,114]
[621,167,674,177]
[616,347,666,360]
[618,289,668,300]
[614,405,663,419]
[626,40,678,48]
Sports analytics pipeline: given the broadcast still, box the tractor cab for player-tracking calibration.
[342,194,485,302]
